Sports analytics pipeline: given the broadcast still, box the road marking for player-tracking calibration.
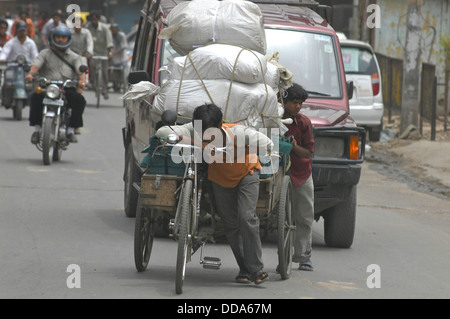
[73,169,99,174]
[316,280,358,291]
[26,167,50,173]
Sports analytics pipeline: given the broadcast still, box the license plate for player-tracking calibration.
[5,70,15,79]
[43,98,64,106]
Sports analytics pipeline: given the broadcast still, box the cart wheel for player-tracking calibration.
[175,179,193,295]
[277,175,294,280]
[134,199,155,272]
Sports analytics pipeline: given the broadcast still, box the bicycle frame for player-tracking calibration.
[91,56,108,108]
[169,141,227,247]
[170,143,202,247]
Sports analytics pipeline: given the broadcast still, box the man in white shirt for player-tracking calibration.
[0,20,38,63]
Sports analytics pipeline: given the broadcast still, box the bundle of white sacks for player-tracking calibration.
[166,44,279,87]
[146,0,287,132]
[158,0,267,56]
[154,43,284,129]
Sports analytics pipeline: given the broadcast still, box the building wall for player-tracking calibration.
[374,0,449,104]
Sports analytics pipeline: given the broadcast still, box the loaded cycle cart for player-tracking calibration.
[133,115,295,294]
[123,0,302,295]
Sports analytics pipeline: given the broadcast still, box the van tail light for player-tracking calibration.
[371,73,380,96]
[349,135,359,160]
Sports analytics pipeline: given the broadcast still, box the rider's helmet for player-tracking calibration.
[50,25,72,51]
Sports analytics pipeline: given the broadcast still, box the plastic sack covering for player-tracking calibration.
[153,79,282,129]
[140,135,186,175]
[158,0,266,55]
[166,44,280,90]
[122,81,160,100]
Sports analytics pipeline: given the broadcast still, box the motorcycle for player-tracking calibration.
[34,65,87,165]
[0,55,32,120]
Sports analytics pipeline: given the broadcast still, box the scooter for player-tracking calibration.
[1,55,32,120]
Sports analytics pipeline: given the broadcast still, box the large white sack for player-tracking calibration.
[158,0,266,56]
[153,79,281,129]
[166,44,280,89]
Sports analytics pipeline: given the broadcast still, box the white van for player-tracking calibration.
[339,36,384,141]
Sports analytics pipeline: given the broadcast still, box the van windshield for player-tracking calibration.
[265,28,342,98]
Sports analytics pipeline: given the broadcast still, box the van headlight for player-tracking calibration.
[45,84,60,99]
[314,137,345,158]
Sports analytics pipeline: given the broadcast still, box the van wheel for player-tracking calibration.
[323,186,356,248]
[369,121,383,142]
[124,142,140,218]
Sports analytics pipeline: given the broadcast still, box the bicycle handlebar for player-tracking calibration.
[165,141,227,154]
[33,77,79,89]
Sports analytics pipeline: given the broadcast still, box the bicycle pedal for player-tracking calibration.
[201,256,221,270]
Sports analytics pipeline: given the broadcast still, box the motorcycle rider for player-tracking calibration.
[0,20,38,63]
[0,19,11,49]
[0,19,11,81]
[25,25,86,144]
[11,11,35,39]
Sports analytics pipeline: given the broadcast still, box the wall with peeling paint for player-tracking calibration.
[374,0,449,105]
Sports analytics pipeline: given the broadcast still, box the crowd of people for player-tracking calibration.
[0,9,130,141]
[1,9,130,91]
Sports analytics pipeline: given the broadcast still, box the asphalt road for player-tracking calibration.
[0,91,449,301]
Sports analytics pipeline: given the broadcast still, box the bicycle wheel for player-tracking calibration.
[134,199,155,272]
[277,175,294,280]
[175,179,193,295]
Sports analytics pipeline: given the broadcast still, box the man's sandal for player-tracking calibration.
[235,274,251,284]
[299,259,314,271]
[252,271,269,285]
